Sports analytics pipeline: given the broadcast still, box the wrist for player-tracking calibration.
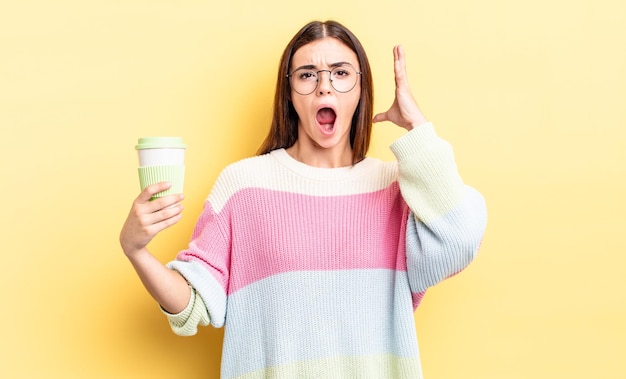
[124,245,151,261]
[406,116,428,131]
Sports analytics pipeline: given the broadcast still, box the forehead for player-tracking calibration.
[291,37,359,69]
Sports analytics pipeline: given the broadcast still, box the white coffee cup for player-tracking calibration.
[135,137,186,198]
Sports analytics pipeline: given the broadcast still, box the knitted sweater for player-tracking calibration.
[165,123,487,378]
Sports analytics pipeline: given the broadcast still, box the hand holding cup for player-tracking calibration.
[119,136,187,257]
[120,182,184,257]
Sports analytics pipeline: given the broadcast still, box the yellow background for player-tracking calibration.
[1,0,625,378]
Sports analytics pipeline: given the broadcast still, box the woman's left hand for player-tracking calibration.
[373,45,428,131]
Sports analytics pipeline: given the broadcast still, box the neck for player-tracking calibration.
[286,141,352,168]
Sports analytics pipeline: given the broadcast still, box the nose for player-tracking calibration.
[316,70,332,95]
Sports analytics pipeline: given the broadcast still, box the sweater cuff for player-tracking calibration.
[389,122,436,158]
[389,122,466,224]
[161,286,211,336]
[160,285,195,325]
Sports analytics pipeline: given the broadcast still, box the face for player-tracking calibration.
[289,37,361,155]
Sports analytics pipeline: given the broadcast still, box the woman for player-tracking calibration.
[120,20,487,378]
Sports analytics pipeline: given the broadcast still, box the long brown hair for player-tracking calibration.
[257,20,374,165]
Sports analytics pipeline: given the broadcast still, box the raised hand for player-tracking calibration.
[373,45,428,131]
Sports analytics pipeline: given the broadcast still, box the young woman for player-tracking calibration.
[120,20,487,379]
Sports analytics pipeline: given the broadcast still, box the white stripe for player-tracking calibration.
[208,150,398,213]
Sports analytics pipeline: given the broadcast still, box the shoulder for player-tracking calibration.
[219,153,275,180]
[207,153,275,204]
[361,156,399,184]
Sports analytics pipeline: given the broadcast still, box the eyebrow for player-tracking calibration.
[292,61,354,71]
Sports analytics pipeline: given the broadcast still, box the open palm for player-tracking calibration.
[373,45,428,131]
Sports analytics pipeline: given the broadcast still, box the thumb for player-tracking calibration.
[372,112,388,124]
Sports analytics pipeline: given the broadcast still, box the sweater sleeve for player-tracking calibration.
[390,123,487,297]
[166,184,232,329]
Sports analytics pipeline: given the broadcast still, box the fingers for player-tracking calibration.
[149,192,184,210]
[137,182,185,213]
[144,201,184,234]
[120,191,184,255]
[373,46,401,125]
[373,45,415,127]
[393,45,409,89]
[122,183,184,252]
[394,44,404,62]
[138,182,173,203]
[141,192,184,227]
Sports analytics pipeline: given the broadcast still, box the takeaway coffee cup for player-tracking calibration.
[135,137,186,199]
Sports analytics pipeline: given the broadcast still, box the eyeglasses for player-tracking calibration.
[287,65,361,95]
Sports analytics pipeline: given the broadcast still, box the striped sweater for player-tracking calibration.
[165,123,487,378]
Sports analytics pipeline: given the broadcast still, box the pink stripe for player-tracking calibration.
[412,291,426,310]
[178,184,410,295]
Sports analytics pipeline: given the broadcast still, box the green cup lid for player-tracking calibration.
[136,137,186,150]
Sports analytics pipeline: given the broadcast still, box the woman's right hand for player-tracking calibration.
[119,182,184,257]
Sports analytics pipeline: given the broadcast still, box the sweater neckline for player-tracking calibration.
[269,148,375,182]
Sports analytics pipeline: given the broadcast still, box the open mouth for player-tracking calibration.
[316,107,337,132]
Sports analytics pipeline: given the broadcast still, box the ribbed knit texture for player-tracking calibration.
[166,123,487,379]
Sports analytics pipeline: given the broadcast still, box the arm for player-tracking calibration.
[119,182,191,314]
[376,45,487,299]
[375,43,486,231]
[392,125,487,295]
